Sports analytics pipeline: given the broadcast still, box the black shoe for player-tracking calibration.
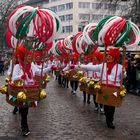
[13,107,18,114]
[22,128,30,136]
[107,122,115,129]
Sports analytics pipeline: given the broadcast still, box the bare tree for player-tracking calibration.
[0,0,23,50]
[102,0,140,25]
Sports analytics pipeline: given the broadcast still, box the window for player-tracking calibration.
[62,26,65,33]
[59,14,73,22]
[66,3,73,10]
[92,3,97,9]
[49,0,61,2]
[66,26,73,33]
[66,14,73,21]
[58,4,65,12]
[62,26,73,33]
[59,15,65,21]
[79,2,90,9]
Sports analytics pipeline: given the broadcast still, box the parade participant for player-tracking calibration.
[55,56,63,85]
[91,52,104,113]
[133,54,140,93]
[80,52,104,111]
[11,45,51,136]
[52,56,60,80]
[79,48,125,129]
[7,55,19,114]
[61,56,70,88]
[82,55,91,104]
[49,55,55,76]
[54,55,68,87]
[68,53,79,95]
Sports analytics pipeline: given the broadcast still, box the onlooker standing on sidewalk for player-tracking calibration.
[127,54,136,91]
[0,60,5,75]
[134,54,140,94]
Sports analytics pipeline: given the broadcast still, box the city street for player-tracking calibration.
[0,75,140,140]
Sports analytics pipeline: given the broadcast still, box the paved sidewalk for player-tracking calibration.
[0,75,140,140]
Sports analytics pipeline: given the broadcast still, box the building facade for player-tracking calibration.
[25,0,128,39]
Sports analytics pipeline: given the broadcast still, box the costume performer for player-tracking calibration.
[63,53,79,95]
[11,46,51,136]
[82,55,91,104]
[91,52,104,113]
[7,56,19,114]
[80,48,125,129]
[61,56,70,88]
